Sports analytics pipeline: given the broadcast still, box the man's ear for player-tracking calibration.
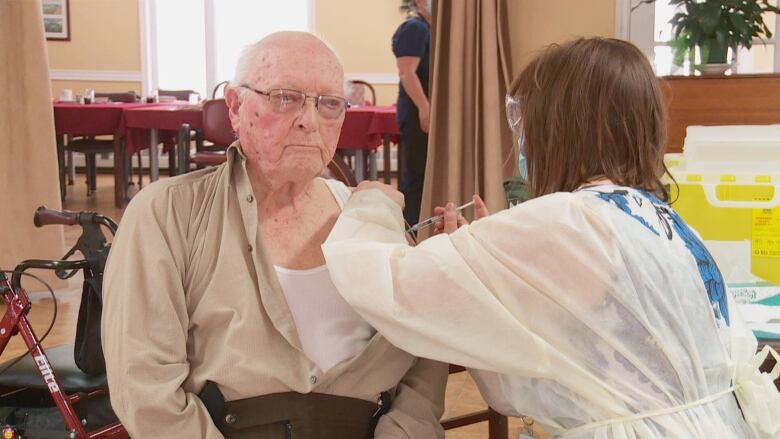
[225,87,242,134]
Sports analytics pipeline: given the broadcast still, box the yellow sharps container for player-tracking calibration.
[664,125,780,318]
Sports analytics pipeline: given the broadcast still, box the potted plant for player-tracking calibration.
[673,0,780,73]
[640,0,780,74]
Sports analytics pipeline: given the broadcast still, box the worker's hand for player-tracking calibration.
[473,194,489,219]
[352,181,405,210]
[432,203,467,235]
[432,194,489,235]
[419,110,430,133]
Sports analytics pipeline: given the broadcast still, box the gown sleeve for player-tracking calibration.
[322,189,616,380]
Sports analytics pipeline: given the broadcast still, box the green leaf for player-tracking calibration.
[666,0,780,64]
[670,12,686,27]
[684,1,695,16]
[729,13,749,41]
[700,1,722,35]
[670,37,689,67]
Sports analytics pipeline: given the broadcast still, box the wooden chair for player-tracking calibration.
[212,80,230,99]
[157,89,206,167]
[184,98,232,169]
[328,153,358,187]
[441,365,509,439]
[341,80,378,173]
[94,91,138,103]
[347,79,377,106]
[758,339,780,391]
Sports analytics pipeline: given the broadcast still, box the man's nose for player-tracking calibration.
[296,97,319,131]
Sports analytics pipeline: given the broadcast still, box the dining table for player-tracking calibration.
[123,103,204,181]
[127,103,401,185]
[337,105,400,182]
[54,102,401,207]
[53,101,155,207]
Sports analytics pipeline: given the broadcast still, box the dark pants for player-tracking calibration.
[399,108,428,227]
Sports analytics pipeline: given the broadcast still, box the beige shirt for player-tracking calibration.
[102,144,447,439]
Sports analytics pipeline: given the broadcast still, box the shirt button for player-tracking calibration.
[225,413,237,425]
[309,375,317,385]
[247,244,253,252]
[246,194,254,203]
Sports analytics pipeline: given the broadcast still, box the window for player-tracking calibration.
[621,0,780,76]
[142,0,312,98]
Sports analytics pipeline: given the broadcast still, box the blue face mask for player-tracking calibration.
[517,133,528,181]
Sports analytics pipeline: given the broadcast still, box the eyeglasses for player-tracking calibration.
[240,86,350,120]
[505,94,522,138]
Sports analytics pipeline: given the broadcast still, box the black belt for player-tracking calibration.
[198,381,393,439]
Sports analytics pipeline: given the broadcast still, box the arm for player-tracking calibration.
[101,187,223,439]
[396,56,430,133]
[322,189,541,373]
[323,189,613,377]
[375,358,448,438]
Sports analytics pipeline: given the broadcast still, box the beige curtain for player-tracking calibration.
[0,0,66,289]
[421,0,514,234]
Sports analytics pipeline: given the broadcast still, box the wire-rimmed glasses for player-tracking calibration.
[240,86,350,120]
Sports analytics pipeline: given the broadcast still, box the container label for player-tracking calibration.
[729,283,780,304]
[752,208,780,258]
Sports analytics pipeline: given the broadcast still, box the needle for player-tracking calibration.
[407,201,475,233]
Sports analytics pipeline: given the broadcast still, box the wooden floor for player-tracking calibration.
[4,173,547,439]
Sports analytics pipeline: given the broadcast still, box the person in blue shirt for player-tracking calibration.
[392,0,431,228]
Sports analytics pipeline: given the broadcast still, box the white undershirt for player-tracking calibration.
[274,178,375,372]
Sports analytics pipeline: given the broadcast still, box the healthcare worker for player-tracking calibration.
[393,0,432,227]
[323,37,780,438]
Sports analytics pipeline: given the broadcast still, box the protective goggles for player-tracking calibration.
[504,93,522,139]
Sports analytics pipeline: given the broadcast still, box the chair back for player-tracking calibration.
[212,80,230,99]
[327,154,358,187]
[158,89,197,101]
[202,99,235,147]
[95,91,138,103]
[346,80,377,106]
[441,365,509,438]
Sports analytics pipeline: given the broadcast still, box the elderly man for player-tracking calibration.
[102,31,447,438]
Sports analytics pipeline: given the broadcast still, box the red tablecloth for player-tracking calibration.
[53,102,153,136]
[338,105,399,150]
[123,104,204,155]
[55,103,398,154]
[370,105,400,135]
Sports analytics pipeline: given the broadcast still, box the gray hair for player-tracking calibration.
[230,32,348,99]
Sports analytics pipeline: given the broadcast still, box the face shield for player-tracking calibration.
[505,94,527,181]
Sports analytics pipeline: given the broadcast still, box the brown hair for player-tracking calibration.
[509,37,670,200]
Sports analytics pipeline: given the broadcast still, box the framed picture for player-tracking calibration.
[42,0,70,41]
